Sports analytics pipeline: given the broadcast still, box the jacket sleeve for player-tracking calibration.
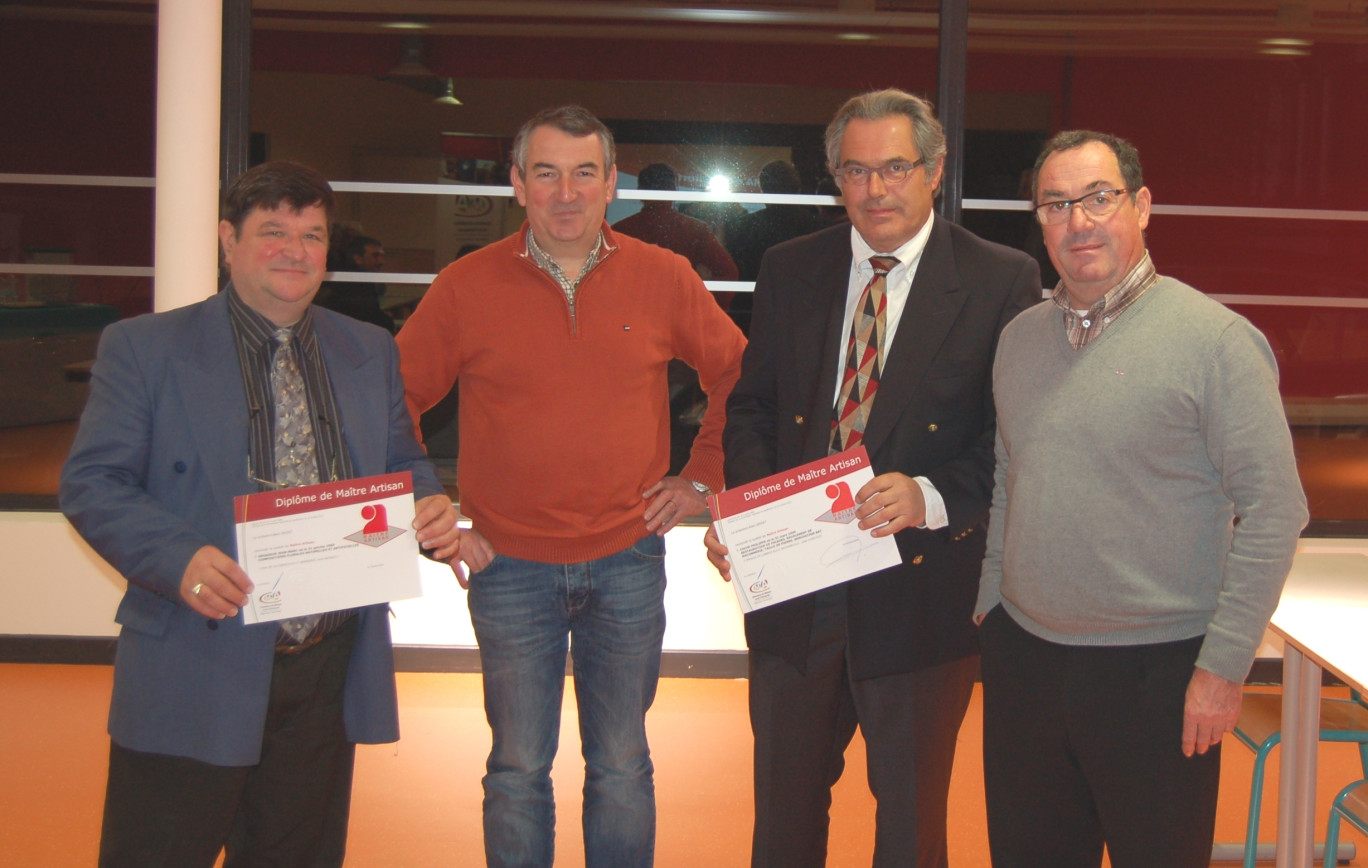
[920,253,1040,536]
[59,322,214,600]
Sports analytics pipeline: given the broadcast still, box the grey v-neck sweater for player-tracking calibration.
[975,277,1308,682]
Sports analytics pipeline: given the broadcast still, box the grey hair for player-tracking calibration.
[1032,130,1144,204]
[511,105,615,176]
[824,89,946,192]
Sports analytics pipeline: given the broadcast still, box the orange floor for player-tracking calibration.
[2,664,1366,866]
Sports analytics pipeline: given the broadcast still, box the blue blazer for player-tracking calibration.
[60,290,444,766]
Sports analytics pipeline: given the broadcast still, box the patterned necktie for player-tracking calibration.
[271,328,324,644]
[830,255,899,454]
[271,328,320,489]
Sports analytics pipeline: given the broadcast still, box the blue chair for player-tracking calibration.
[1323,779,1368,868]
[1232,690,1368,867]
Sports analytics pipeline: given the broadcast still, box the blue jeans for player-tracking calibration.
[468,535,667,868]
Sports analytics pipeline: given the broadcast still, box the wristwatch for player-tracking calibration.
[690,479,712,498]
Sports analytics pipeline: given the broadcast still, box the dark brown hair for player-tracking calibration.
[221,161,335,235]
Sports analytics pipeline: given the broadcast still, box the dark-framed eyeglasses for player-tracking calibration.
[833,157,927,187]
[1034,188,1132,225]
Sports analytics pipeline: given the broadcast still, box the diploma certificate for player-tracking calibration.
[708,446,902,613]
[234,471,423,624]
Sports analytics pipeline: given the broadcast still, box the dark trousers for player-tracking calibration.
[99,617,359,868]
[749,586,977,868]
[978,605,1221,868]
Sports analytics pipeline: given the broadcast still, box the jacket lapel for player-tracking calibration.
[172,293,252,505]
[314,313,380,477]
[861,216,967,456]
[800,234,855,462]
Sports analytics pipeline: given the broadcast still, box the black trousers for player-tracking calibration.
[978,605,1221,868]
[99,617,360,868]
[749,585,977,868]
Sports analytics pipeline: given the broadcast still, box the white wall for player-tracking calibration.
[11,511,1359,658]
[0,514,746,652]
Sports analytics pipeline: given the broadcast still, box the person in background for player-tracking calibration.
[613,162,739,290]
[614,161,742,475]
[316,231,395,333]
[726,159,823,282]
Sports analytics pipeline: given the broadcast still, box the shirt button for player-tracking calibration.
[1082,319,1092,328]
[927,423,938,432]
[912,555,924,565]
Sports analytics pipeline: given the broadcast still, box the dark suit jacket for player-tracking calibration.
[60,290,443,766]
[725,217,1040,681]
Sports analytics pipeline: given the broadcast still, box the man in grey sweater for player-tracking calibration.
[973,130,1308,868]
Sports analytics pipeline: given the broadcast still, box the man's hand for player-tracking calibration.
[703,525,731,582]
[854,472,926,537]
[1182,667,1244,757]
[643,476,708,536]
[412,495,497,590]
[451,527,496,590]
[180,545,252,619]
[414,494,461,561]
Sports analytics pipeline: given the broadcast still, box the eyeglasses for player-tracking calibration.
[1034,188,1132,225]
[833,158,926,187]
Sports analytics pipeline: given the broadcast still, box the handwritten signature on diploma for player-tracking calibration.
[819,532,883,568]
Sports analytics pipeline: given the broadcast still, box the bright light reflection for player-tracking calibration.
[708,175,731,195]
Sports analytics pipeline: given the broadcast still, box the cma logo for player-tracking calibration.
[453,196,493,217]
[749,578,769,593]
[258,590,282,604]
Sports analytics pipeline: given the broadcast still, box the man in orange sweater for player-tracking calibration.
[396,106,746,868]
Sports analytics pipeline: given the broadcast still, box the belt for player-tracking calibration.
[273,610,357,655]
[274,631,328,655]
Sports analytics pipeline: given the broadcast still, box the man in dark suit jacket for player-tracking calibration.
[707,90,1040,868]
[60,161,461,868]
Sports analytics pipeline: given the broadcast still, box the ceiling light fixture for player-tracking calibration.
[434,78,463,107]
[390,34,434,76]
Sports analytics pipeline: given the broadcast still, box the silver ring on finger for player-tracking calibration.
[191,582,205,596]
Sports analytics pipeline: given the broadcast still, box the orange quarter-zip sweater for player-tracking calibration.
[397,222,746,564]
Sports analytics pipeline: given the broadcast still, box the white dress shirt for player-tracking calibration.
[833,218,949,530]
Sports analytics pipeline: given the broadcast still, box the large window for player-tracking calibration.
[3,1,1366,528]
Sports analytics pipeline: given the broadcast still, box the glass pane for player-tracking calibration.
[6,1,1368,523]
[1,7,156,503]
[963,8,1368,526]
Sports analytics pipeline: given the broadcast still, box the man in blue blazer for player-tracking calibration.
[708,91,1040,867]
[60,161,460,868]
